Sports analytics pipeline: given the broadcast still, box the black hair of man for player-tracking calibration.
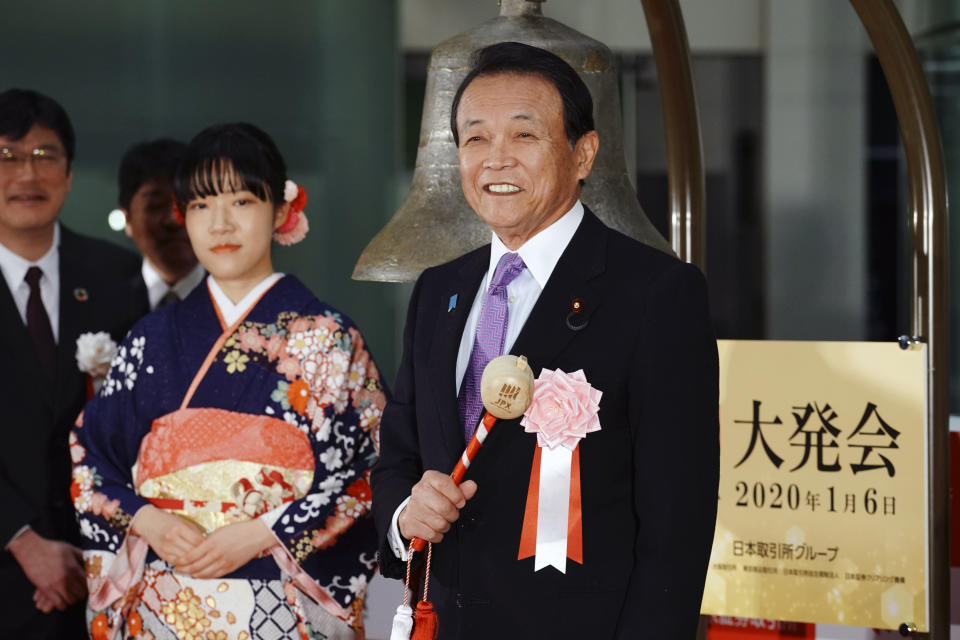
[173,122,287,210]
[0,88,76,170]
[449,41,595,148]
[118,139,187,210]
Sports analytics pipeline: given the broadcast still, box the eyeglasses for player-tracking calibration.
[0,146,67,175]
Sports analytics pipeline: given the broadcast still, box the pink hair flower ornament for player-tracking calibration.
[274,179,309,246]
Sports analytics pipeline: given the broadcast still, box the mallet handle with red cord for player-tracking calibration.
[411,412,498,552]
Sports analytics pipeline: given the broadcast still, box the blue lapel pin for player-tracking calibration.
[448,294,458,312]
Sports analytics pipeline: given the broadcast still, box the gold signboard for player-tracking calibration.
[701,340,929,631]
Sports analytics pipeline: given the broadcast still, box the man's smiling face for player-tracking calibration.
[0,125,71,239]
[455,72,597,250]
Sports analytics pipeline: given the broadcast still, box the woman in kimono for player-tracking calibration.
[71,123,386,640]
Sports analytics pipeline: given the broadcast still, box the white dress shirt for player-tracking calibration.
[206,272,284,327]
[142,260,205,310]
[388,201,585,559]
[0,223,61,342]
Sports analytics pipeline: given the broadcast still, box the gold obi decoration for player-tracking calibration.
[136,407,316,533]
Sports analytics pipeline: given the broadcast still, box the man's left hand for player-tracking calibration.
[7,529,87,611]
[33,589,59,614]
[174,519,275,579]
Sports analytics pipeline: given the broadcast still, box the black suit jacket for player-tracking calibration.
[0,226,148,633]
[372,209,720,640]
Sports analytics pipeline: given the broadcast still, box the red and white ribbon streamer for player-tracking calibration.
[517,368,598,573]
[517,445,583,573]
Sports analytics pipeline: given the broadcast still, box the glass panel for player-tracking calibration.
[0,1,403,378]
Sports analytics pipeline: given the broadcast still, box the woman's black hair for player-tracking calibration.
[173,123,286,209]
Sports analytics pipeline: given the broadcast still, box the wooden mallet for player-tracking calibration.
[410,354,535,552]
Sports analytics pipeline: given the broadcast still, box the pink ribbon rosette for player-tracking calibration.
[518,368,601,573]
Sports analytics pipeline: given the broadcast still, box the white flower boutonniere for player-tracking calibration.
[75,331,118,379]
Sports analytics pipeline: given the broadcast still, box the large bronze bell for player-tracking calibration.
[352,0,672,283]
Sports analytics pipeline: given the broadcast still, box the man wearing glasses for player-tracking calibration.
[0,89,147,638]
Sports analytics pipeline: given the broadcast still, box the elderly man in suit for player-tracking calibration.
[372,42,719,639]
[0,88,147,638]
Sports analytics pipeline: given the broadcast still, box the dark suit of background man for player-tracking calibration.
[118,139,204,310]
[0,88,148,639]
[372,42,720,640]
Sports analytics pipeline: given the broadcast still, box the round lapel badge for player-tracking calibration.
[566,298,588,331]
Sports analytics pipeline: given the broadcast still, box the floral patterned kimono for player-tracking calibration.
[71,274,386,640]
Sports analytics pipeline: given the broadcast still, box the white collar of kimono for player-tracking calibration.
[206,272,284,327]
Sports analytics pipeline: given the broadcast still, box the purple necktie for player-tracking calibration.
[459,252,526,440]
[25,266,56,376]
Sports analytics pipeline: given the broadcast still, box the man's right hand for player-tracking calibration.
[398,470,477,543]
[7,529,86,612]
[130,505,206,565]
